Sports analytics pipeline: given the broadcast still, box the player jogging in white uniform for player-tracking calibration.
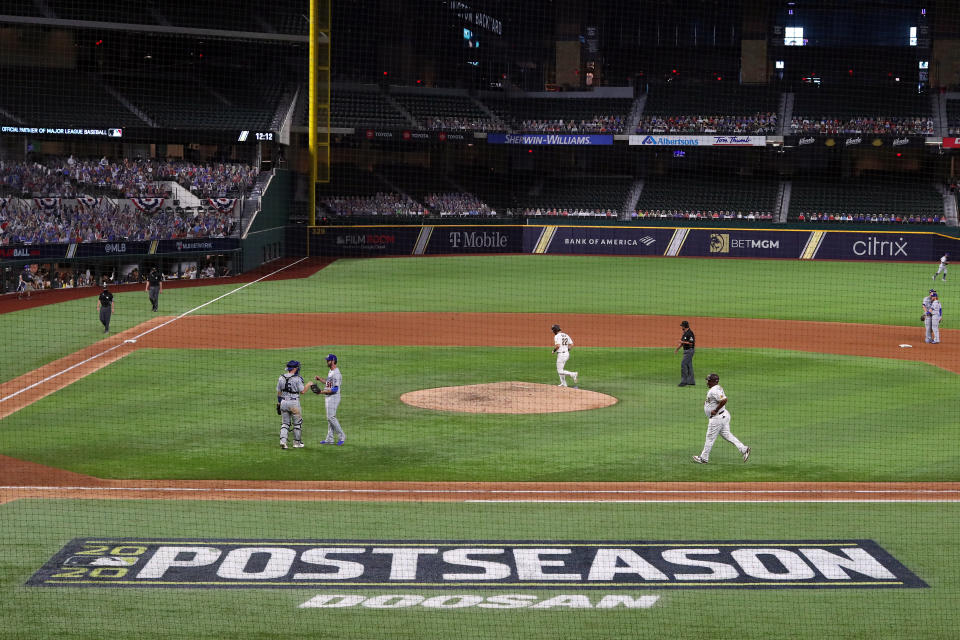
[551,324,578,388]
[316,354,345,445]
[934,253,949,281]
[692,373,750,464]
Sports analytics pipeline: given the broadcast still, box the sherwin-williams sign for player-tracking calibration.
[28,539,926,589]
[486,134,613,145]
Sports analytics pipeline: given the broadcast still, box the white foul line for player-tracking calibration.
[0,258,308,405]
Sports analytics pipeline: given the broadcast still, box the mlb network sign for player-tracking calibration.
[629,135,766,147]
[27,539,925,590]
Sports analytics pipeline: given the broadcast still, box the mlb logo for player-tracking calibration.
[365,130,375,139]
[402,130,411,140]
[438,132,447,142]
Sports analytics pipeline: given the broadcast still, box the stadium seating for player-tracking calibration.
[391,93,504,131]
[638,85,778,133]
[0,68,141,129]
[517,177,633,215]
[107,76,284,131]
[330,89,410,130]
[788,178,944,223]
[485,98,633,133]
[791,87,933,135]
[634,177,779,218]
[946,99,960,135]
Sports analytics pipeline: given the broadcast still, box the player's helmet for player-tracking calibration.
[706,373,720,384]
[551,324,561,333]
[286,360,301,370]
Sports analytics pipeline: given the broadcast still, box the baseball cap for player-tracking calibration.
[286,360,300,369]
[931,291,938,297]
[326,354,337,362]
[930,289,937,294]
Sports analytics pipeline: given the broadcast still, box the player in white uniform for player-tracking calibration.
[315,354,345,445]
[933,253,948,281]
[692,373,750,464]
[551,324,578,387]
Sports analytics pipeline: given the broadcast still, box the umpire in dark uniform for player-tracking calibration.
[97,282,114,333]
[675,320,695,386]
[145,267,163,312]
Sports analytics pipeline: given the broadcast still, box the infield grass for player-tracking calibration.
[1,345,954,482]
[0,499,956,640]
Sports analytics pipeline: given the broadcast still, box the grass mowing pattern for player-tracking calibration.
[1,346,954,482]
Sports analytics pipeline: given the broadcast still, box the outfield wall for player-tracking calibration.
[308,224,960,261]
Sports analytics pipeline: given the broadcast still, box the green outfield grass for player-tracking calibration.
[0,255,943,384]
[1,345,954,482]
[0,499,955,640]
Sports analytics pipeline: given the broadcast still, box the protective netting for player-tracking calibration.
[1,2,959,639]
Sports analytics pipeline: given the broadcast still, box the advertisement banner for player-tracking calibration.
[486,133,614,145]
[355,130,473,143]
[786,135,921,148]
[679,230,799,258]
[0,239,240,263]
[524,226,676,255]
[309,226,524,256]
[942,137,960,148]
[73,241,151,258]
[157,239,239,254]
[629,134,766,147]
[423,226,524,254]
[808,231,932,261]
[310,226,421,256]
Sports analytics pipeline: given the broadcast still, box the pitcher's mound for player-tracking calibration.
[400,381,618,414]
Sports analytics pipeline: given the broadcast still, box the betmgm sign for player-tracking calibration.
[28,539,926,590]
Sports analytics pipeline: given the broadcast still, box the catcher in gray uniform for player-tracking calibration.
[276,359,311,449]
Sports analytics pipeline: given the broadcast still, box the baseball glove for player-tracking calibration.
[922,314,929,322]
[309,382,323,394]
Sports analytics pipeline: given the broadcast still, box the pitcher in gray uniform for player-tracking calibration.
[277,359,309,449]
[315,354,345,445]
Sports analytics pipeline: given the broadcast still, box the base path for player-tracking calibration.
[128,312,959,374]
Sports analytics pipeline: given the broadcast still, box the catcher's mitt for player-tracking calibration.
[922,314,929,323]
[309,382,323,394]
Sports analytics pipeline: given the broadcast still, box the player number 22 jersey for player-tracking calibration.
[554,332,573,354]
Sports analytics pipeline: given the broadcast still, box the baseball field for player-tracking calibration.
[1,254,958,639]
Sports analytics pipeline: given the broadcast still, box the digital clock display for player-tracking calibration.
[255,132,274,141]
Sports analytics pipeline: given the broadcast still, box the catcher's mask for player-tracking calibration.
[286,360,301,373]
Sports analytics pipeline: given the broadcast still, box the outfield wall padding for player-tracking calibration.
[309,224,960,261]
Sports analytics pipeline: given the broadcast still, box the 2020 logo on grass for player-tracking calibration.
[27,539,927,590]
